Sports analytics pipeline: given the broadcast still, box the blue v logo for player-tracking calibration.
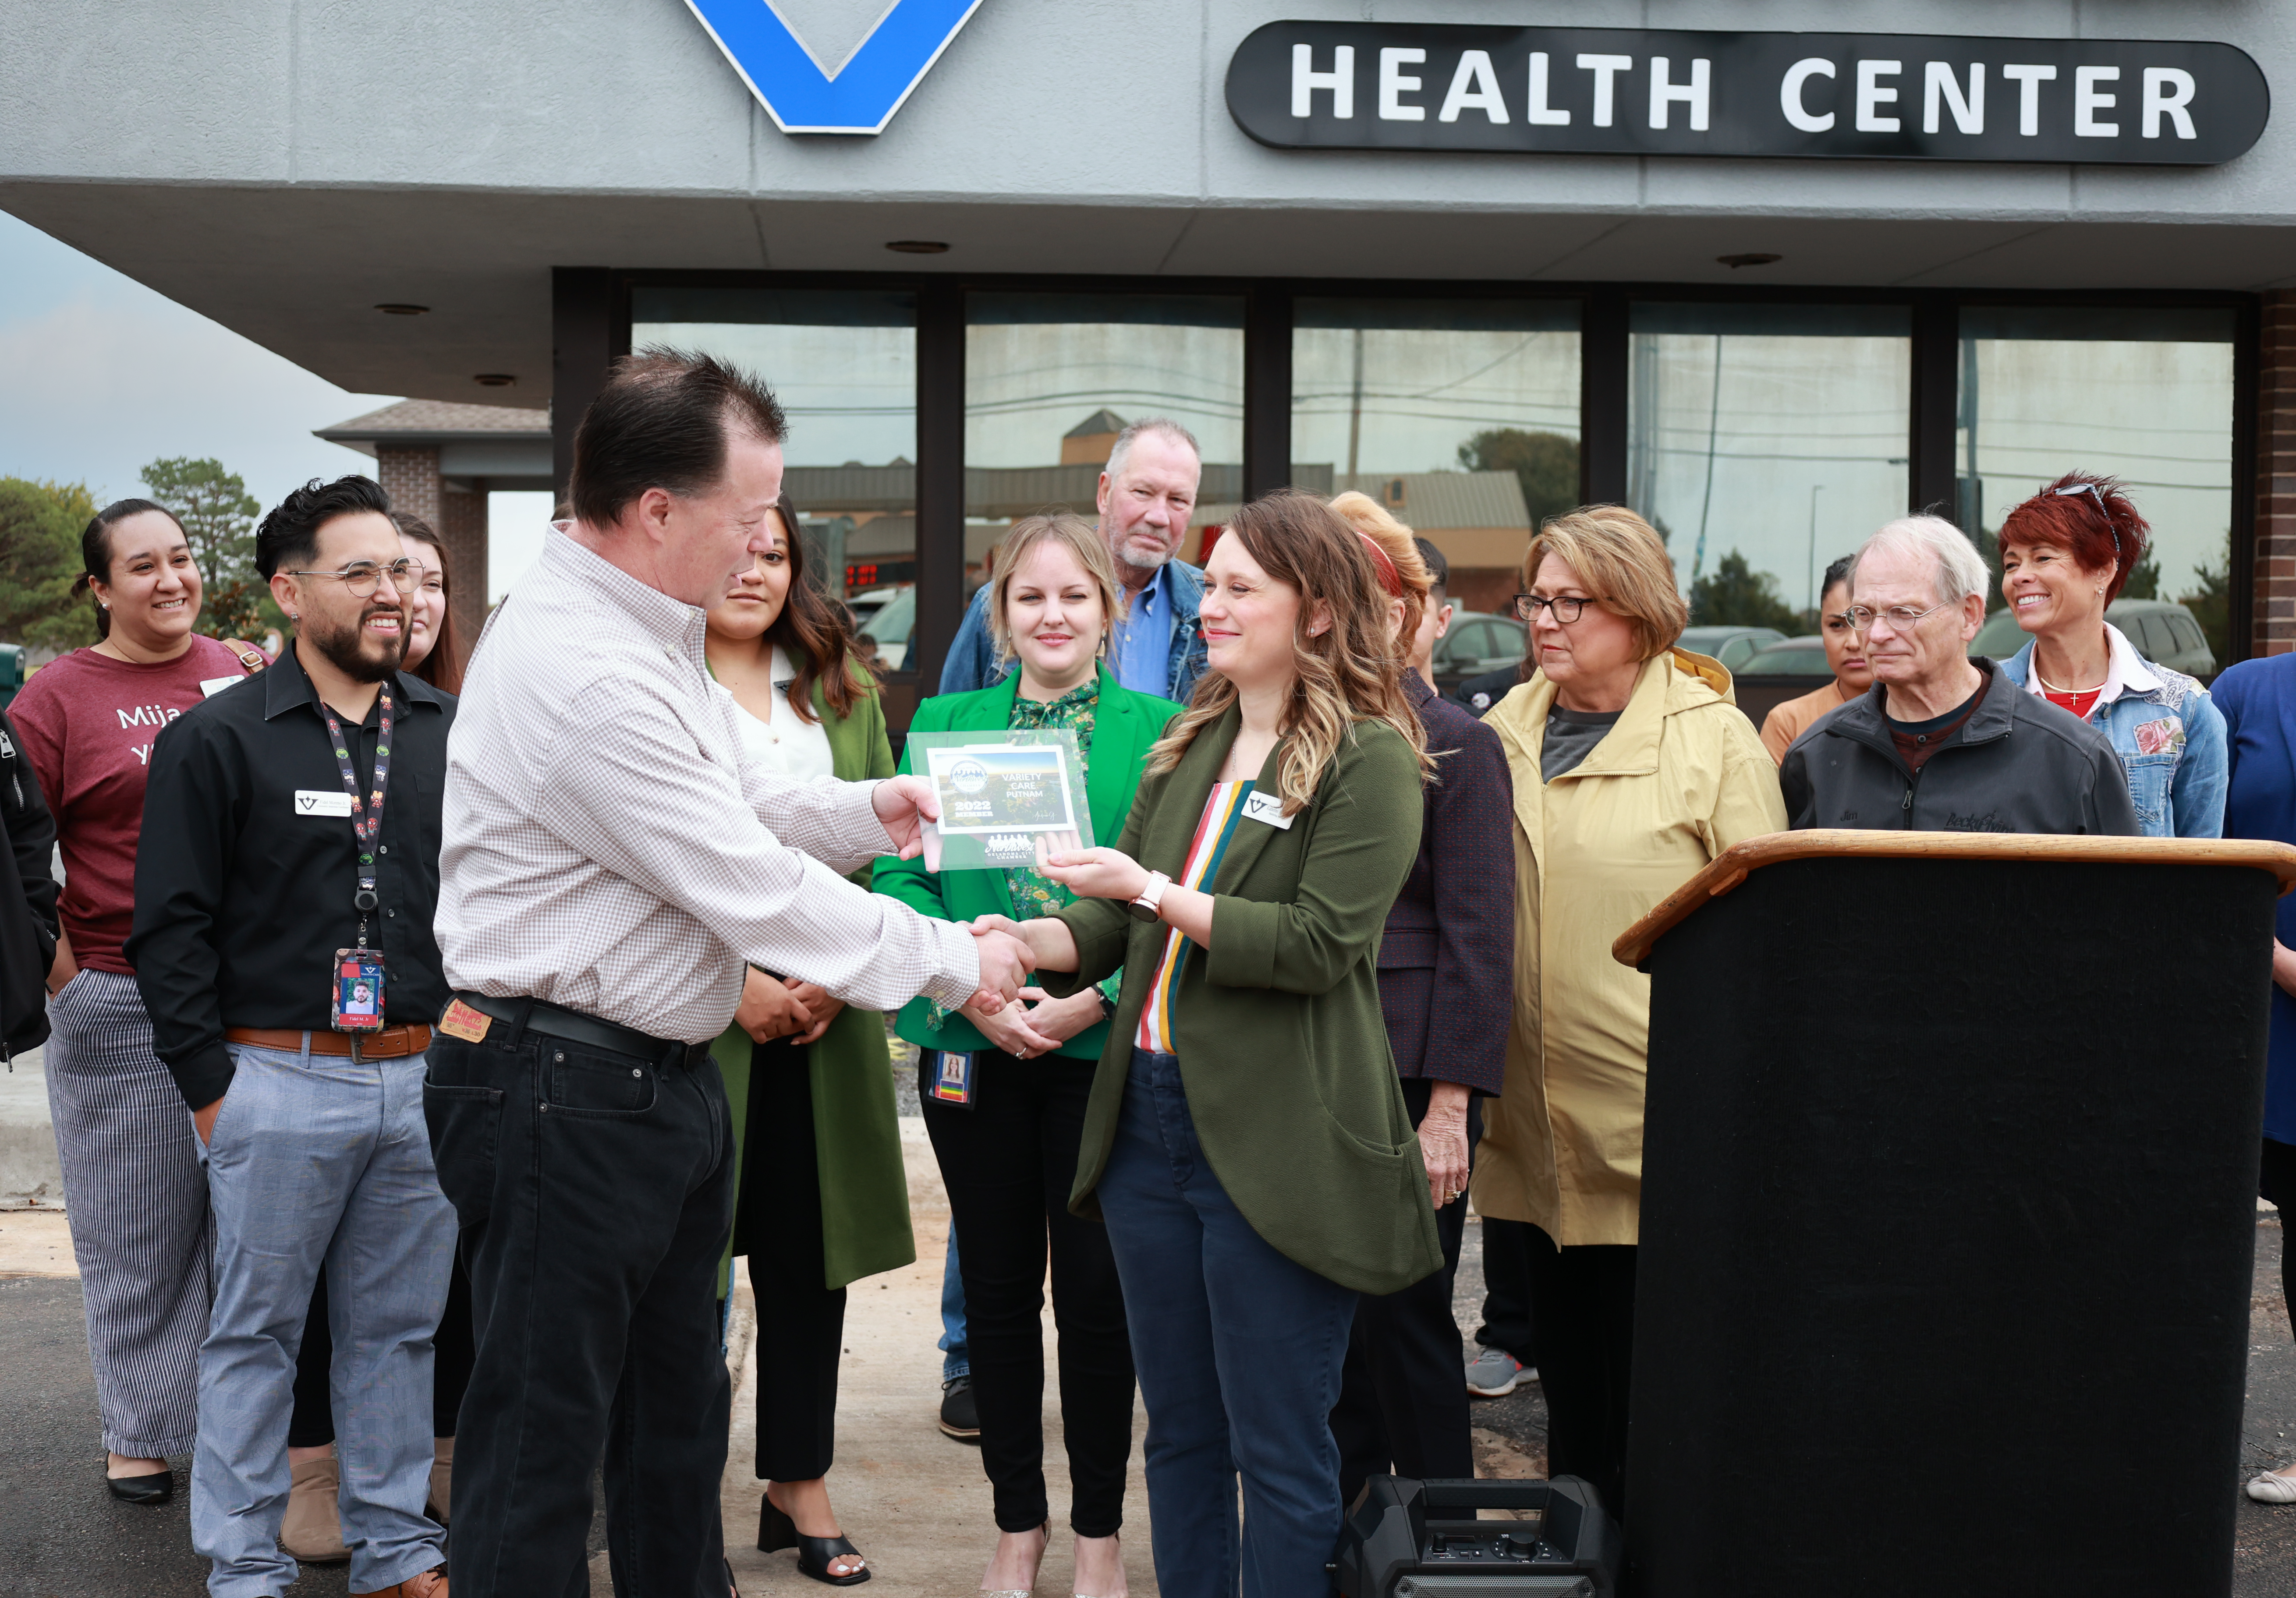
[683,0,984,135]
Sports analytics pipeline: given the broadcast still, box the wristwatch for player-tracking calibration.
[1127,870,1171,923]
[1094,989,1119,1023]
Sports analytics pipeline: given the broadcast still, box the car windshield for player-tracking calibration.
[859,587,916,670]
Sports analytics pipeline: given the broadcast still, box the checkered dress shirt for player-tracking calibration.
[437,528,980,1044]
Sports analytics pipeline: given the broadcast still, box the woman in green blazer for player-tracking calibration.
[992,491,1439,1598]
[874,513,1180,1598]
[705,495,907,1584]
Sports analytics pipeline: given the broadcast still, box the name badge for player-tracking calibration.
[920,1049,977,1109]
[199,675,244,699]
[294,789,354,818]
[1243,790,1293,829]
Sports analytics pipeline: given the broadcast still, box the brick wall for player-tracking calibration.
[436,486,489,656]
[2257,292,2296,656]
[376,445,441,528]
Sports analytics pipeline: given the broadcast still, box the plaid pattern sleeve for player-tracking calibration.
[436,529,982,1044]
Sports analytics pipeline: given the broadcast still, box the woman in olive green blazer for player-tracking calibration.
[704,496,903,1583]
[998,491,1438,1598]
[872,515,1179,1598]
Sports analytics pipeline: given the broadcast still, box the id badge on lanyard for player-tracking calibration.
[318,687,394,1035]
[920,1049,976,1109]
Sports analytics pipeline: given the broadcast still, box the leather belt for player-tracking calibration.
[448,992,709,1068]
[224,1024,433,1059]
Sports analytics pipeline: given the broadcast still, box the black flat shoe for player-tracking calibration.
[760,1497,871,1585]
[107,1469,172,1505]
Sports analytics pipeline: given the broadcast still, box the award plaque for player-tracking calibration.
[908,728,1095,873]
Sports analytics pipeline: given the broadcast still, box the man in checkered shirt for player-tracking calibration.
[428,351,1033,1598]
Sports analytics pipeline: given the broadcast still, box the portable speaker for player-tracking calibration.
[1332,1476,1623,1598]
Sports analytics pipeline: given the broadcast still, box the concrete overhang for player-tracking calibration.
[315,399,553,491]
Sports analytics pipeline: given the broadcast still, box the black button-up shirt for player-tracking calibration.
[128,644,454,1109]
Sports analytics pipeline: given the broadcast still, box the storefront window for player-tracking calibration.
[1293,297,1580,614]
[1627,303,1910,618]
[1957,306,2236,661]
[964,292,1244,587]
[630,286,917,617]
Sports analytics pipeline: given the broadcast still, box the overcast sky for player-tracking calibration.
[0,211,552,601]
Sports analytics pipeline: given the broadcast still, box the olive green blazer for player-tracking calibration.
[714,672,914,1292]
[1049,707,1442,1295]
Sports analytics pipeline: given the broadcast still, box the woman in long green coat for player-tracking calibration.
[705,496,908,1584]
[873,513,1181,1598]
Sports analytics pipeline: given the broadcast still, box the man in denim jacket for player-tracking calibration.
[940,418,1208,702]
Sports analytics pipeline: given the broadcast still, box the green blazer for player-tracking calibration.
[1049,708,1441,1296]
[872,662,1183,1061]
[713,671,914,1292]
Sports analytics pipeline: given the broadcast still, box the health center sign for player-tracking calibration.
[1226,24,2268,165]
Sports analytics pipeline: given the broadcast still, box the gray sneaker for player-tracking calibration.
[1465,1346,1531,1398]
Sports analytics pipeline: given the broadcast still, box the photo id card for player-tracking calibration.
[331,947,387,1033]
[907,729,1095,873]
[920,1048,977,1109]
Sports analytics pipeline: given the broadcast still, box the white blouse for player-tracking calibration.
[733,646,837,785]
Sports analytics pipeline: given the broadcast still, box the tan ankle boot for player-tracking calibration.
[426,1437,453,1525]
[280,1453,351,1563]
[352,1568,447,1598]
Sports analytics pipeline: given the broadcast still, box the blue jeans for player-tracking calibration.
[1099,1050,1357,1598]
[940,1229,970,1381]
[193,1041,454,1597]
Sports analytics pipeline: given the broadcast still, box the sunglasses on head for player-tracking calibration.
[2051,481,2122,563]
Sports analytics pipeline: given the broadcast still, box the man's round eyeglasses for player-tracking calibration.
[1821,611,1867,636]
[1843,601,1954,633]
[1513,593,1608,624]
[283,558,422,597]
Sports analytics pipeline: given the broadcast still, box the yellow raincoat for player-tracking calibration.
[1473,649,1787,1247]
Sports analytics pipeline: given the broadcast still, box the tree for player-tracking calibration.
[2179,558,2230,668]
[1689,549,1805,633]
[0,478,100,653]
[1456,428,1580,532]
[140,456,264,638]
[2120,555,2161,601]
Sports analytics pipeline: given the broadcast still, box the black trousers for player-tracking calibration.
[739,1035,845,1483]
[1331,1081,1481,1506]
[1526,1228,1636,1520]
[1474,1216,1540,1367]
[289,1251,476,1448]
[922,1049,1134,1537]
[2265,1137,2296,1332]
[424,1013,734,1598]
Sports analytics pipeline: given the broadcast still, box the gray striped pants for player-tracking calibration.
[45,968,211,1457]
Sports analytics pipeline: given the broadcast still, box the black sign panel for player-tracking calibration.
[1226,24,2268,165]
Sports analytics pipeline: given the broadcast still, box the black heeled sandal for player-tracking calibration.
[760,1495,872,1585]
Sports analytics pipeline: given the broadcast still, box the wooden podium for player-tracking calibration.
[1611,831,2296,1597]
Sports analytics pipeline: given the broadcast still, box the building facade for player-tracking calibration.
[4,2,2290,722]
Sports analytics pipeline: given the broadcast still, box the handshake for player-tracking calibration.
[964,913,1041,1014]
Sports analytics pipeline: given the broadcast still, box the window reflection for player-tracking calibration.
[1627,303,1910,618]
[1292,298,1580,614]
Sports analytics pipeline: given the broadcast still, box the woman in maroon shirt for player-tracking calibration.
[14,499,260,1504]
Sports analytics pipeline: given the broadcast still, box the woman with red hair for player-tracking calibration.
[1994,472,2225,838]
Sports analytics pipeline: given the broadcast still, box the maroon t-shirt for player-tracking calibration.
[12,638,258,973]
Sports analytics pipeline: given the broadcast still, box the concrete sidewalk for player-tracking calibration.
[0,1047,61,1210]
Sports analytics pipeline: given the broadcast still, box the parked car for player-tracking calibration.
[1430,611,1527,693]
[1736,636,1832,677]
[846,586,900,629]
[856,585,916,671]
[1676,625,1787,672]
[1967,597,2215,678]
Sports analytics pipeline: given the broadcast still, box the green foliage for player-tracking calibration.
[140,456,265,638]
[1456,428,1580,532]
[2120,555,2161,601]
[2179,558,2230,668]
[0,478,100,653]
[1689,549,1806,632]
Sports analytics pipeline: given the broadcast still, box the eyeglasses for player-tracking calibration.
[2051,481,2123,561]
[1513,592,1609,624]
[283,558,421,597]
[1821,611,1867,636]
[1844,601,1956,633]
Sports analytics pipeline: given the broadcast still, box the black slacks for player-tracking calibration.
[921,1049,1135,1537]
[1331,1080,1481,1505]
[1525,1227,1636,1520]
[2264,1137,2296,1331]
[1474,1216,1540,1367]
[739,1034,845,1482]
[290,1251,476,1447]
[424,1014,734,1598]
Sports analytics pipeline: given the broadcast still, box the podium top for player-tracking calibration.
[1612,829,2296,969]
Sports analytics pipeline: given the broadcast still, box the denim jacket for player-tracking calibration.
[2000,626,2227,838]
[938,556,1208,701]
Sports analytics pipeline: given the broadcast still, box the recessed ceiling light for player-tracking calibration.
[375,303,430,315]
[1717,253,1783,269]
[885,240,950,255]
[474,373,517,387]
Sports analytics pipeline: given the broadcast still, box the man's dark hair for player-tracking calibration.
[1414,536,1449,593]
[569,348,788,529]
[256,476,393,578]
[1821,554,1855,601]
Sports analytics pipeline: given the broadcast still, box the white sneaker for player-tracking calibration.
[2246,1468,2296,1503]
[1465,1346,1532,1398]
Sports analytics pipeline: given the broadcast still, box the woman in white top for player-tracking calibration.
[704,495,908,1585]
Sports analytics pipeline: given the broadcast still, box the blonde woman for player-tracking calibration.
[985,489,1437,1598]
[1474,505,1787,1519]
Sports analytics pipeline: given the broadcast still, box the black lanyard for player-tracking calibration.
[318,685,393,947]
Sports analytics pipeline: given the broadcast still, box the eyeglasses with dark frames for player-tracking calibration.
[282,558,421,597]
[1513,592,1610,624]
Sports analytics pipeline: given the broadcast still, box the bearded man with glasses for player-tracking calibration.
[1777,515,2138,838]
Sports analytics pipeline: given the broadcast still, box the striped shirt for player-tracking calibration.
[1136,780,1254,1055]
